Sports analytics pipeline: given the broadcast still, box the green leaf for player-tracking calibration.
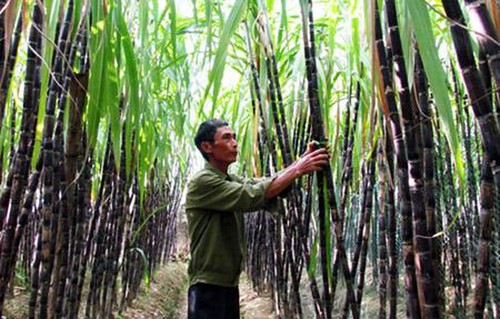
[116,4,140,178]
[104,14,121,170]
[308,218,319,278]
[130,247,151,286]
[87,0,107,151]
[404,0,466,189]
[199,0,248,112]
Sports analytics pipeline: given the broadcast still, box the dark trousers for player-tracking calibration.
[188,283,240,319]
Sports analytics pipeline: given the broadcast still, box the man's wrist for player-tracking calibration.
[292,164,302,180]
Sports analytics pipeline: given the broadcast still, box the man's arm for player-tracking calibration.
[186,172,275,213]
[186,142,329,212]
[265,142,329,199]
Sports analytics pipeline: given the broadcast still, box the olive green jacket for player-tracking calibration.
[186,163,274,287]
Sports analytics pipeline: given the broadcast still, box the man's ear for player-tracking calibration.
[200,141,213,155]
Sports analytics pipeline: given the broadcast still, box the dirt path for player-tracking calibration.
[120,261,188,319]
[121,262,277,319]
[239,275,277,319]
[176,274,277,319]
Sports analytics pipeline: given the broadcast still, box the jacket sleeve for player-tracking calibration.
[186,172,275,213]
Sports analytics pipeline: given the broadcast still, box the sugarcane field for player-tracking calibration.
[1,0,500,318]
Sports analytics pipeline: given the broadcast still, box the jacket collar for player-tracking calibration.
[204,162,230,179]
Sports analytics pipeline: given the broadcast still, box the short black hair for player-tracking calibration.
[194,119,229,161]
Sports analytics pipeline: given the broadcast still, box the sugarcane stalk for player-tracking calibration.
[29,224,42,319]
[384,1,441,316]
[442,1,500,316]
[255,8,307,314]
[474,155,494,317]
[374,1,420,316]
[442,0,500,161]
[377,133,389,318]
[0,11,22,127]
[415,46,444,312]
[103,109,128,317]
[0,1,44,315]
[85,133,113,318]
[354,156,377,309]
[331,80,361,303]
[464,0,500,91]
[342,151,376,316]
[300,1,359,317]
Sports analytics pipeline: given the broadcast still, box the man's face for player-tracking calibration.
[203,126,238,164]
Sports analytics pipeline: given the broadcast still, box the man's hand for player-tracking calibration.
[265,141,330,199]
[293,141,330,178]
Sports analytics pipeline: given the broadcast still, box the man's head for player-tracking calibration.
[194,119,238,165]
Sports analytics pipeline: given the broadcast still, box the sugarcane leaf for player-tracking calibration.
[277,0,288,44]
[322,174,333,285]
[432,231,445,238]
[204,0,213,64]
[116,3,140,179]
[131,203,169,245]
[103,11,121,171]
[33,0,62,167]
[0,110,8,169]
[130,247,151,286]
[87,0,108,151]
[404,0,465,188]
[396,0,414,87]
[72,0,84,38]
[308,226,319,278]
[140,0,149,46]
[169,0,177,61]
[351,18,360,73]
[199,0,248,113]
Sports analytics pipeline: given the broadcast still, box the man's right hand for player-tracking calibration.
[294,141,330,178]
[265,142,329,199]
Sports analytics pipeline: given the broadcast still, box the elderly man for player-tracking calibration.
[186,119,329,318]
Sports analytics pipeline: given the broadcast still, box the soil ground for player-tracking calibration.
[3,260,472,318]
[120,261,277,319]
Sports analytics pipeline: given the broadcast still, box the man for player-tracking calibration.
[186,119,329,318]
